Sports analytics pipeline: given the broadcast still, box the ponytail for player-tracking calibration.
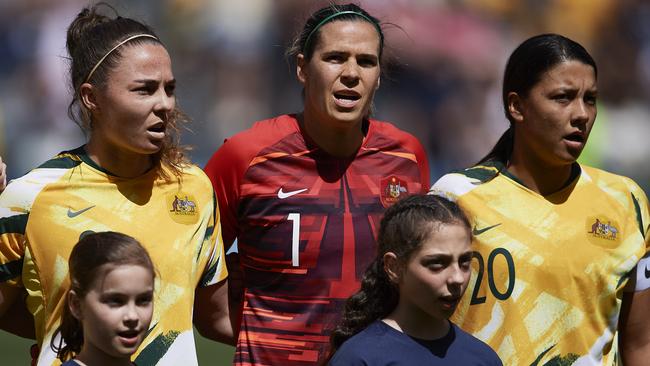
[51,296,83,361]
[328,257,399,358]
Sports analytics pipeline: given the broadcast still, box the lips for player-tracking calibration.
[333,90,361,109]
[117,329,141,347]
[564,131,585,143]
[146,121,166,139]
[439,295,460,310]
[562,131,587,152]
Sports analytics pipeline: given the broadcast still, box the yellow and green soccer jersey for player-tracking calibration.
[430,162,650,366]
[0,147,228,366]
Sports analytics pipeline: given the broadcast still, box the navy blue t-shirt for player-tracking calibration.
[329,320,502,365]
[61,361,82,366]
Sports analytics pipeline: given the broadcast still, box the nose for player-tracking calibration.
[571,99,591,126]
[155,91,175,117]
[340,61,360,86]
[123,303,139,328]
[448,264,466,287]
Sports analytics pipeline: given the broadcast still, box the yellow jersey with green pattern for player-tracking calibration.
[430,162,650,366]
[0,147,227,366]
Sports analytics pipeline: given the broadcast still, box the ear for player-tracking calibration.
[383,252,401,284]
[68,290,83,321]
[79,82,99,112]
[507,92,524,123]
[296,53,307,85]
[376,74,381,89]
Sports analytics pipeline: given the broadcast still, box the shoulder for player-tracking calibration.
[0,150,81,211]
[581,165,647,197]
[581,165,649,213]
[219,114,300,155]
[205,115,301,177]
[178,164,213,189]
[429,162,502,201]
[451,325,502,365]
[329,322,388,365]
[368,119,423,150]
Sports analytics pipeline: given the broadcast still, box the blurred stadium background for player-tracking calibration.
[1,0,649,364]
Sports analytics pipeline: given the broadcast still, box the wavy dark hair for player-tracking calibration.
[328,194,471,357]
[66,3,190,180]
[51,231,155,362]
[479,33,597,165]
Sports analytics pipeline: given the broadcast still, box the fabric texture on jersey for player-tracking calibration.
[329,320,502,365]
[0,147,227,366]
[204,114,430,365]
[430,161,650,366]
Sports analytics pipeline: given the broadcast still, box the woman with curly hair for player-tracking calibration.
[0,4,231,365]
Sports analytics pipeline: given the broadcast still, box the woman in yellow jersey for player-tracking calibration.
[0,4,231,365]
[430,34,650,365]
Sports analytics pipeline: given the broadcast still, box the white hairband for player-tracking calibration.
[84,34,158,83]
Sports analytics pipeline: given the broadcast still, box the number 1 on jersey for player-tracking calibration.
[288,213,300,267]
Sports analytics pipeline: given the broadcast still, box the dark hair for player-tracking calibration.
[66,3,189,180]
[286,3,384,62]
[51,231,155,361]
[479,33,597,164]
[328,194,471,356]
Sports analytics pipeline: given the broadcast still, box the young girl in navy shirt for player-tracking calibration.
[329,195,501,365]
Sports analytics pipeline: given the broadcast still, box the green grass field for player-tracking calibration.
[0,328,235,364]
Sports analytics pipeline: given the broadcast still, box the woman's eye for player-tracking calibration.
[357,58,377,67]
[584,95,597,105]
[134,87,153,95]
[325,55,344,63]
[552,94,569,103]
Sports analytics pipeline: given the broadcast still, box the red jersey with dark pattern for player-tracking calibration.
[204,114,429,365]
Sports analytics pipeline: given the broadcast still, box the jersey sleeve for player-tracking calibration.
[204,138,250,250]
[0,181,29,287]
[404,134,430,192]
[197,190,228,287]
[390,126,430,192]
[429,172,481,202]
[628,181,650,292]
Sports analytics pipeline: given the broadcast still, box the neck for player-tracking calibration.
[76,345,133,366]
[384,300,449,340]
[299,112,365,158]
[508,145,574,196]
[86,138,154,178]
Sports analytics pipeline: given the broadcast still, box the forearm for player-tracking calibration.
[194,279,236,346]
[0,284,34,339]
[619,290,650,365]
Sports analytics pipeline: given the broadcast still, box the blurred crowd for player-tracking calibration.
[1,0,648,191]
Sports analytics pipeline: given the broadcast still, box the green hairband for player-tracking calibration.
[303,10,383,55]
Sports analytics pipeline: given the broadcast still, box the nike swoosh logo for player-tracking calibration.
[67,205,96,218]
[645,265,650,279]
[277,188,307,199]
[472,223,502,236]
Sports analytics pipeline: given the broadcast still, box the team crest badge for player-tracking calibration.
[586,216,621,246]
[167,193,199,224]
[380,175,408,207]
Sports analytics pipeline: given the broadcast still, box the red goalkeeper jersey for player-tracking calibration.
[204,114,429,365]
